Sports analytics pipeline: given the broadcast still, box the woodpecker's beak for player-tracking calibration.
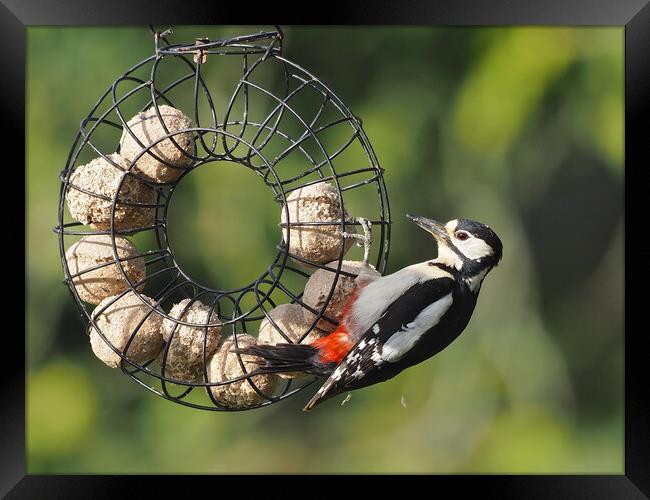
[406,214,449,242]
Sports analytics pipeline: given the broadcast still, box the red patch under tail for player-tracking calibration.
[310,286,362,364]
[311,328,353,364]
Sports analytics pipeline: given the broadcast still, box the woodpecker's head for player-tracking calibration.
[407,214,503,282]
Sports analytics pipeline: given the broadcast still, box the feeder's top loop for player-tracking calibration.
[154,29,282,58]
[149,25,173,55]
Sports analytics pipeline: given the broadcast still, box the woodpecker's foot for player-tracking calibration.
[340,217,372,265]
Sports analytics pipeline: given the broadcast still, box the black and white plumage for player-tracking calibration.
[238,215,503,411]
[306,274,458,406]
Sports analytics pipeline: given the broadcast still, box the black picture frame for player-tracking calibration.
[8,0,647,496]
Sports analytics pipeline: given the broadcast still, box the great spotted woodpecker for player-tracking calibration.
[238,215,503,411]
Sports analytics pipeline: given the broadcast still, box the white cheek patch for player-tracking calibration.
[455,237,493,260]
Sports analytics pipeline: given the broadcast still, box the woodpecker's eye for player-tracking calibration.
[455,231,470,241]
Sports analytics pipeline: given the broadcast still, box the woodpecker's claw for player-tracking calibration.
[339,217,372,265]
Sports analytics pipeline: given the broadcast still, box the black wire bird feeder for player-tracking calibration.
[55,26,391,411]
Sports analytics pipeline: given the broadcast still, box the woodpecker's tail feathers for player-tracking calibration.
[302,394,322,412]
[302,376,340,411]
[231,343,324,376]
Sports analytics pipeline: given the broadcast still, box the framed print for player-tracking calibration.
[7,0,649,496]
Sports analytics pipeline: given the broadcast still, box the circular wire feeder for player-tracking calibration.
[55,27,391,411]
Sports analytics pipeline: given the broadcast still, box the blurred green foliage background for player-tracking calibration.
[27,26,623,473]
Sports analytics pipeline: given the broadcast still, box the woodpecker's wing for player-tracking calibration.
[303,275,456,411]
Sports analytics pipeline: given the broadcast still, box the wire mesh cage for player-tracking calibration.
[54,26,391,411]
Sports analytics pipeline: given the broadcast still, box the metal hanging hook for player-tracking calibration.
[149,25,173,54]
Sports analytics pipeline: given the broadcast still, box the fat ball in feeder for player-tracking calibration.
[65,153,156,231]
[159,299,223,383]
[65,234,146,305]
[119,105,195,183]
[281,181,357,266]
[90,291,165,368]
[207,334,280,409]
